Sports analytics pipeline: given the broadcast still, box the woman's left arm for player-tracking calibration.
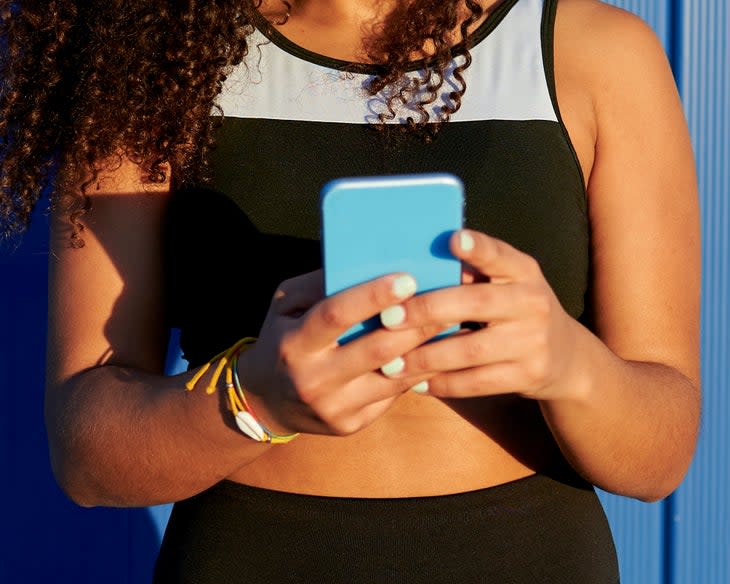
[382,2,700,502]
[539,1,701,501]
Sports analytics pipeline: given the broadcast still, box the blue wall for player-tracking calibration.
[596,2,730,583]
[672,2,729,582]
[1,1,727,582]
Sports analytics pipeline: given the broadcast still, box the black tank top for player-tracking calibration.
[164,0,589,368]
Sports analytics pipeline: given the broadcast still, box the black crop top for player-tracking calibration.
[164,0,590,369]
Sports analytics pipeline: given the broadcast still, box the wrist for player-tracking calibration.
[541,320,601,406]
[185,338,299,444]
[233,344,299,443]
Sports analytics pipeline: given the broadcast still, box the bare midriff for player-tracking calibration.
[228,393,565,497]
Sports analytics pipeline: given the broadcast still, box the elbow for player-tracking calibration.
[596,426,699,503]
[643,461,695,503]
[634,479,682,504]
[602,474,685,504]
[45,390,107,508]
[620,447,697,504]
[49,467,98,509]
[635,485,676,504]
[638,394,701,503]
[46,432,103,508]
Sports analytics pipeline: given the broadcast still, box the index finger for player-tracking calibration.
[272,270,325,316]
[452,230,542,283]
[296,273,418,350]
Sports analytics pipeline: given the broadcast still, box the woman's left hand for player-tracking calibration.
[380,229,585,400]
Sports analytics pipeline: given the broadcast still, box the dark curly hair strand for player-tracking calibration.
[0,0,482,244]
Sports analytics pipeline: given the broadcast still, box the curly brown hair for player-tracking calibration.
[0,0,482,245]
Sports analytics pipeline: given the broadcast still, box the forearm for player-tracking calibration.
[539,324,700,502]
[45,364,271,508]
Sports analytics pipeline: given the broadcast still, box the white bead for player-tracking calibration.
[235,411,266,441]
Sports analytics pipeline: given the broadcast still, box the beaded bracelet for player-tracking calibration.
[185,337,299,444]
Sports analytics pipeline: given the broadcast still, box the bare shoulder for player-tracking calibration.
[555,0,663,43]
[554,0,673,92]
[552,0,685,182]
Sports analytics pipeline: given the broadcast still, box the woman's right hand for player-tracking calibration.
[237,269,444,436]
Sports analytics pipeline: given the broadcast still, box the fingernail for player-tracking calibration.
[392,275,417,299]
[459,231,474,252]
[380,305,406,328]
[410,381,430,395]
[381,356,405,377]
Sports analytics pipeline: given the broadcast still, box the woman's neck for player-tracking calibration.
[255,0,501,63]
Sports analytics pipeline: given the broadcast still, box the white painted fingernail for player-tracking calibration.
[381,356,405,377]
[392,275,417,299]
[410,381,430,395]
[380,305,406,328]
[460,231,474,252]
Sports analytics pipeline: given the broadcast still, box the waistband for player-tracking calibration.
[155,471,620,584]
[208,470,589,519]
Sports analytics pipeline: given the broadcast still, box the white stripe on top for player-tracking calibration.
[217,0,556,124]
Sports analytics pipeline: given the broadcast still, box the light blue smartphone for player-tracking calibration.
[321,173,464,344]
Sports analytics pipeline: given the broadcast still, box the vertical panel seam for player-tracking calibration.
[662,494,676,584]
[663,2,683,584]
[667,0,683,89]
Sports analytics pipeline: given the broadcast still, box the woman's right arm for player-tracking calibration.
[45,158,434,508]
[45,158,274,507]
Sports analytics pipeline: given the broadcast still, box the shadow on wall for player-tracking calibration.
[1,204,163,584]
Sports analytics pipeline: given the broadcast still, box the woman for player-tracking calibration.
[0,0,699,582]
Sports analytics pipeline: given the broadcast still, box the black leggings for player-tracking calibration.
[154,473,619,584]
